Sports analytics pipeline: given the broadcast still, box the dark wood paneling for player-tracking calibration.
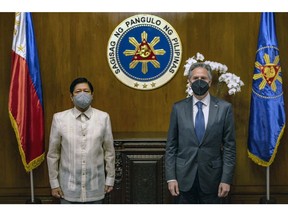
[106,133,172,204]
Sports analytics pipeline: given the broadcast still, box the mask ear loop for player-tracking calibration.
[208,80,212,87]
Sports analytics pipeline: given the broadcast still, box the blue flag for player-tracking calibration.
[248,12,286,167]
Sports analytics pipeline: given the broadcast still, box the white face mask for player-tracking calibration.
[73,92,93,109]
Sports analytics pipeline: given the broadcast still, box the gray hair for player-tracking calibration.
[187,62,213,80]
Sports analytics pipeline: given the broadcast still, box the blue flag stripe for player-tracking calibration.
[25,12,44,107]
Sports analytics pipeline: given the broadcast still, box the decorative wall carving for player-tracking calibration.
[106,133,173,204]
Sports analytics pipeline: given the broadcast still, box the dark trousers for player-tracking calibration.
[60,198,103,204]
[175,173,222,204]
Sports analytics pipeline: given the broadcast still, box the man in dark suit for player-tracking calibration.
[165,62,236,204]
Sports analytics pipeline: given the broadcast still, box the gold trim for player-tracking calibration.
[248,124,285,167]
[8,110,45,172]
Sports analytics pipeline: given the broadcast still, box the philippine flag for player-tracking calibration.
[8,12,45,172]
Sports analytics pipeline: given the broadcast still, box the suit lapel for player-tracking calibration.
[184,97,199,144]
[200,96,219,145]
[184,97,193,126]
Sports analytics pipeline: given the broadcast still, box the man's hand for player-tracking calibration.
[168,180,180,196]
[218,182,230,198]
[51,187,64,199]
[105,185,113,193]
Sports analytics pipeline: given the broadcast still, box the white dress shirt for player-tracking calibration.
[193,93,210,129]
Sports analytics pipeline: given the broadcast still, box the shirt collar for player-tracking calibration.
[72,106,92,119]
[193,93,210,107]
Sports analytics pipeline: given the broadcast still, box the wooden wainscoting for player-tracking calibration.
[0,187,58,204]
[1,132,288,204]
[229,185,288,204]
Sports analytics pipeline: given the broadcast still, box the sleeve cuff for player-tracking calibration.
[105,176,115,186]
[50,179,60,189]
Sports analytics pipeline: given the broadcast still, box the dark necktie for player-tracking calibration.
[195,101,205,143]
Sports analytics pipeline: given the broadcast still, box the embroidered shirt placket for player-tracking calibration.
[80,113,87,202]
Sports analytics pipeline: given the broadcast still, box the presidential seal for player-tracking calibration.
[107,14,182,90]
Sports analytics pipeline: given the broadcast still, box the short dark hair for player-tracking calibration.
[188,62,212,80]
[69,77,94,94]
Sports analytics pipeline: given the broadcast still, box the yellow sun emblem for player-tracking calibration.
[123,31,166,74]
[253,53,282,92]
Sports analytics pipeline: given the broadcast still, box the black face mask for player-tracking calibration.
[191,79,209,96]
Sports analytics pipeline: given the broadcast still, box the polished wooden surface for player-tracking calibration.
[1,13,288,203]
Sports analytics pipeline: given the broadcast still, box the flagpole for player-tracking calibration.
[260,166,275,204]
[26,170,42,204]
[266,166,270,201]
[30,171,35,203]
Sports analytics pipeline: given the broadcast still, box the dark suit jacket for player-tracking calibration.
[165,95,236,193]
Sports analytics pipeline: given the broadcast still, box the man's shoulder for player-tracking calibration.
[210,96,232,110]
[211,95,231,105]
[174,97,191,106]
[91,108,110,117]
[53,109,73,118]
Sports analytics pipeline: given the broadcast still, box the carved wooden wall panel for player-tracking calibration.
[105,134,173,204]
